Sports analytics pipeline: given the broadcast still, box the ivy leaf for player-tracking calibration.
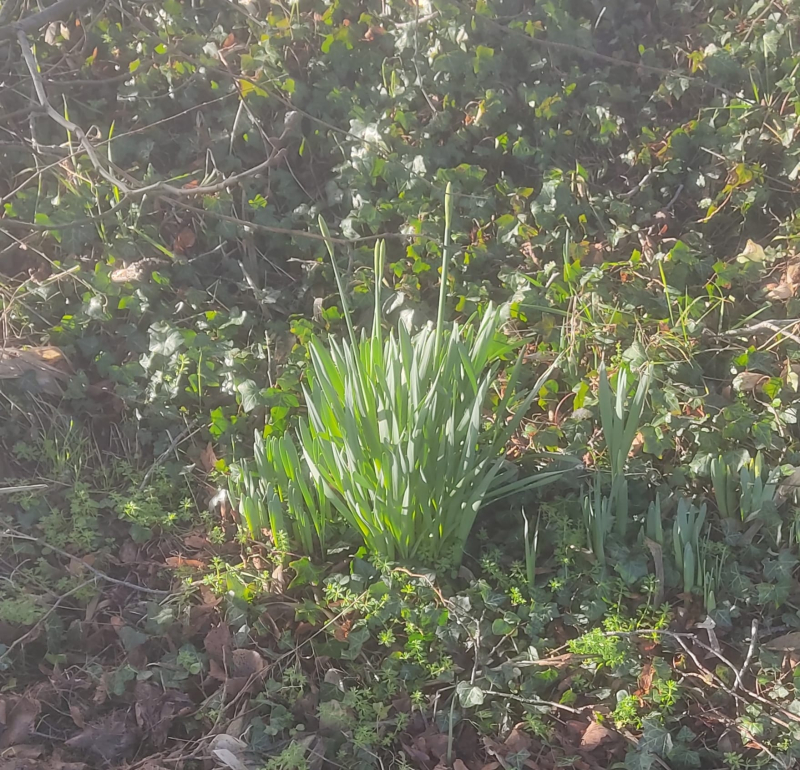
[473,45,494,74]
[639,717,673,756]
[237,380,261,412]
[117,625,147,652]
[625,750,655,770]
[149,322,184,356]
[456,680,485,708]
[288,557,324,588]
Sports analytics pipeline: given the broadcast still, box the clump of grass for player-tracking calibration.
[232,185,561,566]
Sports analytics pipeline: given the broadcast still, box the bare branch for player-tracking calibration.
[0,0,93,40]
[15,29,287,199]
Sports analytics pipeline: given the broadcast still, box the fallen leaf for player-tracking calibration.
[580,720,615,751]
[231,648,267,679]
[504,724,532,754]
[134,682,193,747]
[199,442,218,472]
[212,749,250,770]
[183,534,209,549]
[765,282,794,301]
[119,540,139,564]
[764,631,800,651]
[69,705,85,729]
[0,697,41,750]
[173,228,196,254]
[210,735,252,770]
[204,624,233,665]
[732,371,768,393]
[64,711,141,764]
[363,25,385,41]
[453,761,469,770]
[638,662,654,695]
[164,556,206,569]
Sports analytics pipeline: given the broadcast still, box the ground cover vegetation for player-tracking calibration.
[2,0,800,768]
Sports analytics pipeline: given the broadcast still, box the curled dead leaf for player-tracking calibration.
[732,371,768,393]
[765,282,794,301]
[580,720,615,751]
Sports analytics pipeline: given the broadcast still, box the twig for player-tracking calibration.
[0,0,92,40]
[620,170,656,198]
[162,198,422,245]
[139,420,201,491]
[664,183,684,212]
[743,0,778,42]
[393,11,439,27]
[737,619,759,691]
[1,524,173,596]
[0,483,48,493]
[482,689,595,715]
[719,319,800,347]
[0,578,94,662]
[609,629,800,725]
[16,29,287,199]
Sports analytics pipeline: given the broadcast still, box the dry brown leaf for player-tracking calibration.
[638,662,654,695]
[183,534,209,549]
[204,624,233,665]
[453,761,469,770]
[110,257,166,283]
[580,720,615,751]
[64,711,141,764]
[119,540,139,564]
[628,431,644,457]
[732,371,768,393]
[199,441,218,472]
[134,682,192,747]
[504,724,532,754]
[164,556,205,569]
[231,648,267,679]
[0,697,41,750]
[221,32,236,49]
[765,282,795,301]
[764,631,800,651]
[173,228,196,253]
[69,704,85,729]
